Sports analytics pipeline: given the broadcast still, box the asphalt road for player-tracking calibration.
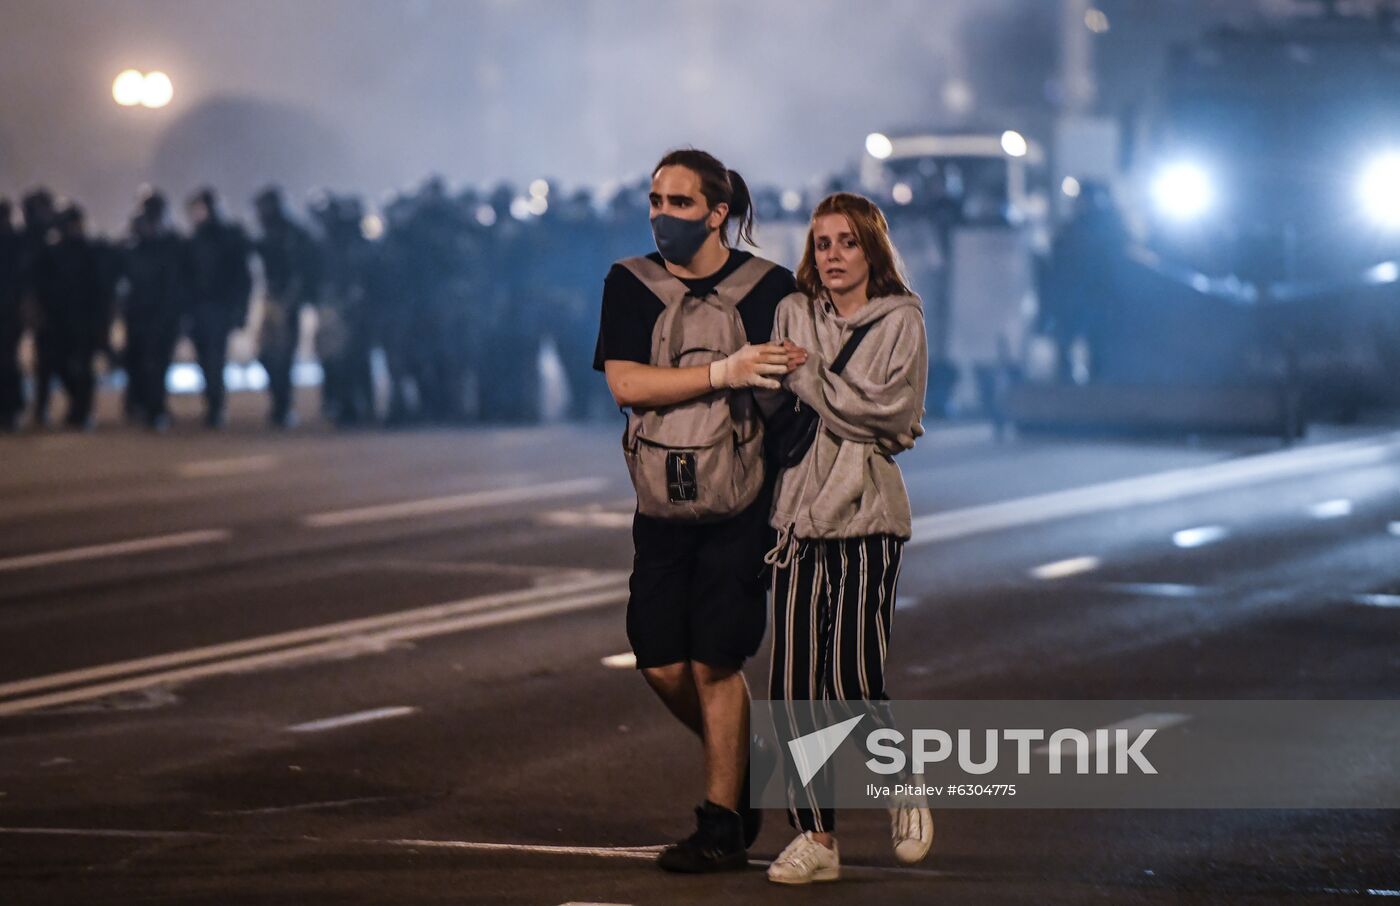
[2,388,1400,904]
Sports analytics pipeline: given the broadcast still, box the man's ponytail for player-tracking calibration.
[652,148,760,248]
[725,169,757,248]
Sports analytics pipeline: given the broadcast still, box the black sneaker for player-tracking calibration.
[656,801,747,873]
[740,733,777,848]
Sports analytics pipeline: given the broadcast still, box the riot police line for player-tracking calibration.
[0,176,823,434]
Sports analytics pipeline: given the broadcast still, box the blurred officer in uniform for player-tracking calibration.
[33,204,107,430]
[1042,181,1127,382]
[185,188,252,428]
[253,186,320,428]
[312,194,378,426]
[0,199,22,431]
[120,190,188,431]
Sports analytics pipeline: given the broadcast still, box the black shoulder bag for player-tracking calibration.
[765,322,875,469]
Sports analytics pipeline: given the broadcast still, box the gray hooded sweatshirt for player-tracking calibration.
[766,291,928,562]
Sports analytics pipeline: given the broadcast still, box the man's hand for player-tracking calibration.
[709,343,790,390]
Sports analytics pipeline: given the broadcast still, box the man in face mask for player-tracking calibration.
[593,149,808,875]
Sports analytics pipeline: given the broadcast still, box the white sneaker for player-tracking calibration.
[890,802,934,864]
[766,831,840,884]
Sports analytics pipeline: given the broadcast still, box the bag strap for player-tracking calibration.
[616,254,778,311]
[830,322,876,375]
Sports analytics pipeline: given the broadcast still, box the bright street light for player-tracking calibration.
[141,72,174,108]
[112,70,145,107]
[1001,130,1028,158]
[112,69,174,109]
[865,132,893,160]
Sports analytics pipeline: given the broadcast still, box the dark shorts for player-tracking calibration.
[627,481,775,671]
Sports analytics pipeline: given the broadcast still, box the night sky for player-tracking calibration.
[0,0,1248,229]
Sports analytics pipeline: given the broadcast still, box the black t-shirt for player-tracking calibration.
[592,250,798,371]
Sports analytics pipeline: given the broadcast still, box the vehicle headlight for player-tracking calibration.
[1359,153,1400,229]
[1150,161,1214,223]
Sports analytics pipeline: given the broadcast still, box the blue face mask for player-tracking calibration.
[651,212,714,266]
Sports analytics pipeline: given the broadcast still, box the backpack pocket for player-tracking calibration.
[624,420,765,521]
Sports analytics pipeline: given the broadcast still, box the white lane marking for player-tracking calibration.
[1323,891,1400,898]
[895,596,918,611]
[600,652,637,669]
[286,706,418,734]
[1030,556,1100,580]
[0,584,628,717]
[0,572,628,702]
[0,529,231,574]
[209,796,407,816]
[366,558,585,579]
[303,477,609,528]
[1034,712,1192,756]
[1308,498,1354,520]
[540,509,634,529]
[0,826,666,859]
[1352,594,1400,608]
[176,455,279,479]
[1095,582,1207,599]
[909,432,1400,547]
[0,827,974,879]
[1172,525,1228,549]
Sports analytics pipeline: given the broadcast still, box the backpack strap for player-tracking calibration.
[618,256,688,310]
[617,255,780,367]
[617,254,778,310]
[710,256,778,309]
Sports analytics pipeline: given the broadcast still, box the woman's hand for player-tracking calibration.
[876,423,923,456]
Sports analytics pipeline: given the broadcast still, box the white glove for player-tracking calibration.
[709,343,787,391]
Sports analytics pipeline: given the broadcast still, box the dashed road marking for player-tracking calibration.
[1034,712,1192,758]
[0,529,231,574]
[208,796,408,816]
[600,652,637,669]
[303,478,609,528]
[0,827,970,879]
[540,508,634,529]
[1308,499,1354,520]
[1352,594,1400,608]
[1030,556,1100,580]
[1172,525,1228,548]
[176,455,279,479]
[286,706,418,733]
[1093,582,1207,599]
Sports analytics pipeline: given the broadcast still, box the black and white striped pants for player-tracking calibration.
[769,535,903,833]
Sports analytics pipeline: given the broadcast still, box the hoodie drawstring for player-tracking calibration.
[765,522,798,570]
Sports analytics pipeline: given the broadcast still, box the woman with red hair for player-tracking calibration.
[764,193,932,884]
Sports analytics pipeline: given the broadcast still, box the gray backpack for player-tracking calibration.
[618,255,777,522]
